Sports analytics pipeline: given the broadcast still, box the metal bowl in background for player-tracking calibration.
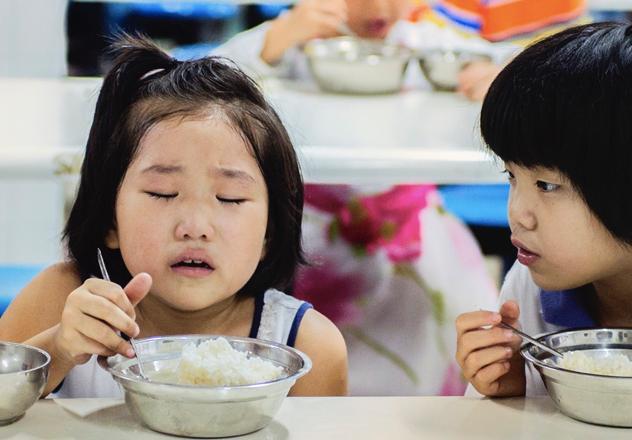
[304,36,412,94]
[100,335,312,438]
[522,328,632,427]
[0,341,50,425]
[418,49,491,91]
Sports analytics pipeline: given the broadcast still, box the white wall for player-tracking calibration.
[0,0,67,77]
[0,78,99,265]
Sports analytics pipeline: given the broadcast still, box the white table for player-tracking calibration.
[4,397,630,439]
[263,79,502,185]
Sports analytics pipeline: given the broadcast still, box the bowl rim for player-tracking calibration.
[304,36,412,59]
[0,340,51,375]
[520,327,632,379]
[98,334,313,390]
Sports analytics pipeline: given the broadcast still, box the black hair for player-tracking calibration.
[64,34,305,296]
[481,22,632,244]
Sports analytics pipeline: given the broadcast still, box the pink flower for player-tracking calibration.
[305,184,436,263]
[294,259,365,326]
[438,362,467,396]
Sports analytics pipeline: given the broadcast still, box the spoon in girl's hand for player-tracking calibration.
[499,321,565,359]
[97,248,150,380]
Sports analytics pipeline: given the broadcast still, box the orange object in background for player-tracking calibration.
[435,0,586,41]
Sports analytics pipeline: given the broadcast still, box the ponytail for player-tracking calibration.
[67,34,179,281]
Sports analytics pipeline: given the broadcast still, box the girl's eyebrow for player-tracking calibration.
[216,167,256,185]
[141,164,183,175]
[140,164,256,185]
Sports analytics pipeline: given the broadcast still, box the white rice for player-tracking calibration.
[557,350,632,376]
[176,337,284,386]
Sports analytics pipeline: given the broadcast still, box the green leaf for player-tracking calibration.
[346,327,419,385]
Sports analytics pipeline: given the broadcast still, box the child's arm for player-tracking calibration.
[457,60,502,101]
[0,263,150,396]
[455,300,525,397]
[260,0,347,65]
[289,309,348,396]
[213,0,346,78]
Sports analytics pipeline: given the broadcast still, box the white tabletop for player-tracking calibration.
[4,396,630,440]
[263,79,503,184]
[0,77,502,184]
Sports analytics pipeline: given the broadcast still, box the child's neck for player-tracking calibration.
[135,294,254,337]
[593,273,632,327]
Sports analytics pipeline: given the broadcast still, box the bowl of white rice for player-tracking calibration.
[521,328,632,427]
[99,335,311,437]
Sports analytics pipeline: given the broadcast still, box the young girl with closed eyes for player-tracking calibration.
[0,35,348,398]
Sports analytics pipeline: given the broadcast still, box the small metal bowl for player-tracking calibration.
[418,49,491,91]
[522,328,632,427]
[0,341,50,425]
[99,335,311,438]
[304,36,411,94]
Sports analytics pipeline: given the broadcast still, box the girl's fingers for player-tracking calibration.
[455,310,501,337]
[460,326,517,350]
[471,361,510,393]
[84,278,135,319]
[72,331,118,358]
[123,272,152,307]
[75,313,135,357]
[79,294,139,338]
[461,345,513,379]
[499,300,520,327]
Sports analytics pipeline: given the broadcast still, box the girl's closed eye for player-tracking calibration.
[217,196,246,205]
[145,191,178,200]
[536,181,560,192]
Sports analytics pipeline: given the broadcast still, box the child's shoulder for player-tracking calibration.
[32,261,83,293]
[15,261,82,310]
[0,261,82,341]
[291,307,348,395]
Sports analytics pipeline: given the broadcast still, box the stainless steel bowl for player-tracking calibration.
[0,341,50,425]
[522,328,632,427]
[99,335,312,438]
[304,36,411,94]
[418,49,491,91]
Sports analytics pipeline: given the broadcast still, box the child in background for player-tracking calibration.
[456,22,632,397]
[213,0,515,94]
[216,0,586,100]
[0,35,347,398]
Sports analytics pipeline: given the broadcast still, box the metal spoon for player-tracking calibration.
[97,248,149,380]
[500,321,565,359]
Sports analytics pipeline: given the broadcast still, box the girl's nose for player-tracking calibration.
[174,210,215,241]
[508,189,537,231]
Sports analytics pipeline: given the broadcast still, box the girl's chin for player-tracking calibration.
[530,271,573,292]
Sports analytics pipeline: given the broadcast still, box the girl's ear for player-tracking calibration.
[105,228,120,249]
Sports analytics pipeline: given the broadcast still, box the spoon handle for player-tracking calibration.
[97,248,148,379]
[499,321,565,358]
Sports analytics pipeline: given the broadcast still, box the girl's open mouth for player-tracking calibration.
[511,238,540,266]
[171,259,214,277]
[366,19,388,38]
[516,246,540,266]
